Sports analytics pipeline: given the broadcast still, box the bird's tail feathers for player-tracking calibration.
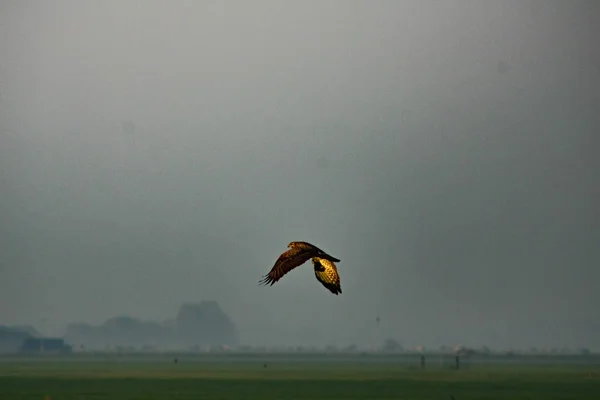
[321,253,340,263]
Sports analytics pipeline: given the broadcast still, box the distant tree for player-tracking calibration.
[382,338,403,353]
[345,344,358,353]
[560,347,572,354]
[462,348,477,358]
[210,344,228,352]
[65,317,171,350]
[579,348,591,356]
[0,326,33,353]
[9,325,40,337]
[325,345,338,353]
[176,301,239,347]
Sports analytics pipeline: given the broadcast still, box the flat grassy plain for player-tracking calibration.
[1,354,599,399]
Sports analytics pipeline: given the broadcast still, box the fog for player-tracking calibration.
[1,0,598,350]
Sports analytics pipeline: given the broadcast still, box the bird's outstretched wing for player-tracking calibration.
[259,245,314,286]
[312,257,342,295]
[259,241,340,286]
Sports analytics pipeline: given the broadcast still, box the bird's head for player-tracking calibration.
[288,241,307,248]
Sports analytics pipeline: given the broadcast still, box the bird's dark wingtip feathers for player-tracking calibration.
[258,275,275,286]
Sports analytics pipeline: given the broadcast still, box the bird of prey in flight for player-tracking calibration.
[259,241,342,295]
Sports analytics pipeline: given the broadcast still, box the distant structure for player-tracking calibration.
[0,326,34,354]
[63,301,238,351]
[65,316,171,350]
[453,344,477,358]
[176,301,239,348]
[20,337,72,354]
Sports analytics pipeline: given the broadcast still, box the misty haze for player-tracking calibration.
[1,0,599,355]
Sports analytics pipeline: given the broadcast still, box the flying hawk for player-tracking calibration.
[259,241,342,295]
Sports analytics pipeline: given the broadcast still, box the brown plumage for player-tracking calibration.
[312,257,342,295]
[259,241,341,294]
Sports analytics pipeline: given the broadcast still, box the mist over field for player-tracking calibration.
[1,0,598,351]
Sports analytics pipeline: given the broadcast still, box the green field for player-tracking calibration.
[1,354,599,399]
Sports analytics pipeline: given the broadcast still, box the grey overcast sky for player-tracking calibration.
[1,0,599,350]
